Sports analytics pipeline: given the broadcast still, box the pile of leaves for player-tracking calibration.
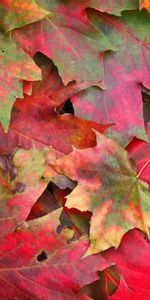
[0,1,149,299]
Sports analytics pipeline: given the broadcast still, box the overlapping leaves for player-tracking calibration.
[72,8,150,144]
[0,209,109,299]
[53,132,150,254]
[0,1,149,299]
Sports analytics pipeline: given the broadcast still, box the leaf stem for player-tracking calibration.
[136,159,150,179]
[104,270,118,287]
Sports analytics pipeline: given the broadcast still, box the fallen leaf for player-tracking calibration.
[9,95,110,154]
[72,9,150,145]
[32,52,106,107]
[0,29,41,131]
[108,279,142,300]
[0,209,110,300]
[0,147,61,237]
[53,132,150,254]
[12,2,115,85]
[104,229,150,299]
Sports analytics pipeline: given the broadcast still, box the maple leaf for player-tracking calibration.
[0,30,41,131]
[0,55,110,154]
[0,147,65,237]
[0,209,110,300]
[0,1,149,298]
[12,2,116,85]
[12,53,111,154]
[8,94,110,154]
[72,9,150,144]
[31,52,107,107]
[104,229,150,299]
[53,132,150,254]
[0,0,49,31]
[82,228,150,299]
[108,279,142,300]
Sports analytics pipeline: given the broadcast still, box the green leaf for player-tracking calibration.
[72,9,150,145]
[54,132,150,254]
[12,1,116,85]
[0,30,41,131]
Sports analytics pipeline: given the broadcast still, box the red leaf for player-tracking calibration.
[104,229,150,299]
[108,279,142,300]
[0,55,110,154]
[12,2,115,85]
[30,53,105,107]
[72,9,150,144]
[0,209,110,300]
[9,95,110,154]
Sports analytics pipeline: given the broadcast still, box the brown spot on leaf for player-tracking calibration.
[0,153,18,180]
[12,182,26,194]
